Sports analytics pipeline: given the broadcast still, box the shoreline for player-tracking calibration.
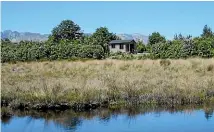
[2,102,214,119]
[1,98,214,112]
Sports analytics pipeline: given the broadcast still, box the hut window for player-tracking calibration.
[112,44,115,48]
[119,44,124,49]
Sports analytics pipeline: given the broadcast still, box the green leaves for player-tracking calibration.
[1,20,120,62]
[148,32,166,45]
[77,45,105,59]
[50,20,83,42]
[90,27,119,54]
[201,25,213,38]
[2,22,214,62]
[193,37,214,58]
[136,41,146,53]
[150,36,214,59]
[1,40,105,62]
[149,26,214,59]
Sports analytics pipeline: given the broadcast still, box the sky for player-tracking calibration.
[2,1,214,39]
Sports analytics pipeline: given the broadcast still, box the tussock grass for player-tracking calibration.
[1,58,214,106]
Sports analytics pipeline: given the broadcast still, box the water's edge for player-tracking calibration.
[2,104,214,120]
[2,104,214,132]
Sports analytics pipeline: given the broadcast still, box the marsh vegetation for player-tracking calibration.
[2,59,214,110]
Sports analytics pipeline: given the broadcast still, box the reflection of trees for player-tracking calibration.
[54,117,82,132]
[1,115,12,125]
[204,109,213,120]
[98,109,111,123]
[1,107,13,125]
[1,104,214,130]
[203,103,214,120]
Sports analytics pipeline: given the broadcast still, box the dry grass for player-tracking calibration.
[1,58,214,106]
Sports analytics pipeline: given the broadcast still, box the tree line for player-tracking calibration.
[1,19,214,62]
[137,25,214,59]
[1,20,119,62]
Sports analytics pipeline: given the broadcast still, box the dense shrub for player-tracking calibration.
[0,20,118,63]
[109,52,135,60]
[109,51,152,60]
[150,42,171,59]
[109,51,124,56]
[136,41,147,53]
[2,36,214,62]
[192,37,214,58]
[77,45,105,59]
[150,37,214,59]
[1,40,105,62]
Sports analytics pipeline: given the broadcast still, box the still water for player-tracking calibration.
[1,105,214,132]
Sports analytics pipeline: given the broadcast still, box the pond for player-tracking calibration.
[1,105,214,132]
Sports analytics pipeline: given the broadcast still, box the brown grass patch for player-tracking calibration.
[2,58,214,105]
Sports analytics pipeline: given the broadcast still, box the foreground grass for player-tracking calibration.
[1,58,214,109]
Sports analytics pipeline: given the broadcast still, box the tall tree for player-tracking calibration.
[91,27,119,54]
[201,25,213,38]
[148,32,166,45]
[174,33,192,41]
[50,20,83,42]
[174,33,184,40]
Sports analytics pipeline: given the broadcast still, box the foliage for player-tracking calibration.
[50,20,83,42]
[150,36,214,59]
[150,42,171,59]
[201,25,213,38]
[1,20,121,62]
[149,25,214,59]
[1,40,105,62]
[148,32,166,45]
[109,53,135,60]
[77,44,105,59]
[136,41,147,53]
[192,37,214,58]
[109,51,124,56]
[90,27,119,54]
[2,23,214,62]
[174,33,192,41]
[109,51,151,60]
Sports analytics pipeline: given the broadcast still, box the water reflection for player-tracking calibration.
[205,109,213,120]
[54,117,82,131]
[1,105,214,132]
[1,116,12,125]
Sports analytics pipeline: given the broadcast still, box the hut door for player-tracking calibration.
[126,44,129,52]
[130,44,134,53]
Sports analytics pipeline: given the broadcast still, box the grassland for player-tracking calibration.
[1,58,214,110]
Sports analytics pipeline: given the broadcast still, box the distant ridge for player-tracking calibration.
[1,30,49,42]
[1,30,148,44]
